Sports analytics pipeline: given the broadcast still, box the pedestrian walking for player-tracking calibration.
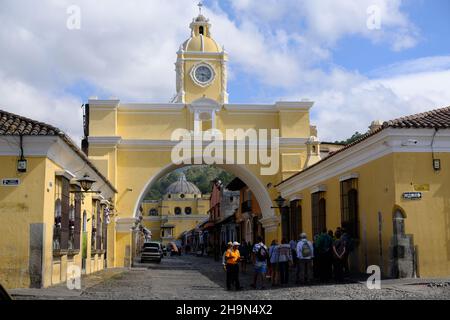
[251,236,268,290]
[269,240,279,287]
[225,242,242,291]
[296,233,314,285]
[278,238,293,285]
[332,230,346,283]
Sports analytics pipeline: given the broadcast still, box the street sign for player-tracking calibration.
[402,192,422,200]
[1,179,20,186]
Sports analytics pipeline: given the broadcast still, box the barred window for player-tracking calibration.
[340,178,359,238]
[53,176,70,251]
[311,192,326,237]
[290,200,302,241]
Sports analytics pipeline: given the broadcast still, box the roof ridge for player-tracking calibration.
[385,105,450,126]
[0,108,63,135]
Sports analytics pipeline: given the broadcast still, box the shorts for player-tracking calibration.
[254,263,267,274]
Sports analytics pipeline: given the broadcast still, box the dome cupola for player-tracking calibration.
[181,2,222,53]
[165,173,201,198]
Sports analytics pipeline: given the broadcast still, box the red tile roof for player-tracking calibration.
[277,105,450,187]
[386,106,450,129]
[0,109,117,193]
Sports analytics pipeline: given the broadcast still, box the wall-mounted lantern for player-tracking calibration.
[71,174,100,194]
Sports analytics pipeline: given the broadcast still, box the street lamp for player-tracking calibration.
[78,174,96,192]
[71,174,100,194]
[272,194,286,209]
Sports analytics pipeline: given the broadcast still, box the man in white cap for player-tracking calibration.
[224,241,243,290]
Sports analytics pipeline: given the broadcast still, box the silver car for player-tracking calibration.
[141,242,163,263]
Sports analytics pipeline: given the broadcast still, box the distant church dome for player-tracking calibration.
[165,174,201,195]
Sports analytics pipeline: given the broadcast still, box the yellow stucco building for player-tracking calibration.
[276,107,450,278]
[140,174,210,246]
[85,10,319,267]
[0,110,116,289]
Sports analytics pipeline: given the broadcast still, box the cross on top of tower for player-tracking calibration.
[198,1,203,14]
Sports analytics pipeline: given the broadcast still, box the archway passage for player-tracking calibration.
[108,146,282,268]
[129,164,273,266]
[133,162,276,222]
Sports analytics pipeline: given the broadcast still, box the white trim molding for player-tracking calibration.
[88,99,120,109]
[276,101,314,111]
[310,185,327,194]
[88,136,122,147]
[119,103,185,111]
[55,170,76,180]
[339,173,359,182]
[288,193,303,201]
[260,216,280,231]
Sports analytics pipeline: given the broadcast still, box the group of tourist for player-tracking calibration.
[222,227,353,291]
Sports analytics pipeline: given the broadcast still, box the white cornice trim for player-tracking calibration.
[88,136,122,146]
[119,103,185,111]
[288,193,303,201]
[224,104,277,112]
[276,101,314,111]
[277,128,450,198]
[55,170,76,180]
[279,138,309,146]
[339,173,359,182]
[310,185,327,194]
[88,99,120,109]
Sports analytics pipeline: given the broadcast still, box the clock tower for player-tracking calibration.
[174,3,228,104]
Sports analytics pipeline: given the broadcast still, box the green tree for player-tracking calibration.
[335,132,364,145]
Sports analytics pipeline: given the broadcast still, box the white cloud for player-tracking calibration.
[305,66,450,141]
[228,0,420,51]
[0,0,446,145]
[0,71,83,140]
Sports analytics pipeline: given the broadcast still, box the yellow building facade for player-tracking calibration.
[140,174,210,245]
[85,10,319,266]
[0,110,116,289]
[277,108,450,278]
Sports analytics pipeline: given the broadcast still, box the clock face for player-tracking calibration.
[194,65,213,83]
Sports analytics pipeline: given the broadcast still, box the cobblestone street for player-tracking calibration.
[10,255,450,300]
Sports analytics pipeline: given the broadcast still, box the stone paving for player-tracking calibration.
[10,254,450,300]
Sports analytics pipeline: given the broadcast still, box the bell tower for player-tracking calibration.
[174,2,228,104]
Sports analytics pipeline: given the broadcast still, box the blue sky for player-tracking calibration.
[0,0,449,141]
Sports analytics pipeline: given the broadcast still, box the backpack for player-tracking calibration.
[256,245,268,262]
[301,241,312,258]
